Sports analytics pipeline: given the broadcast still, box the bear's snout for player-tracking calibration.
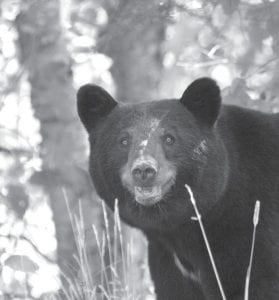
[131,155,158,187]
[131,163,157,186]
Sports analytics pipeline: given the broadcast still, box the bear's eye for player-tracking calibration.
[163,134,175,145]
[119,136,129,147]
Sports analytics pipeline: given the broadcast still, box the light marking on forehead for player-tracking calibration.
[138,118,162,155]
[140,139,148,148]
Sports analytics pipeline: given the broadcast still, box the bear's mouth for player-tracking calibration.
[134,186,162,206]
[133,179,175,206]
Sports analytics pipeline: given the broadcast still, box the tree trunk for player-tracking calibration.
[15,0,101,292]
[100,0,169,103]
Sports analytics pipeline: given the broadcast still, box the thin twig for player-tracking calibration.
[0,234,55,264]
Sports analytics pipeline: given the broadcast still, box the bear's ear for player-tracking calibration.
[180,78,221,127]
[77,84,117,132]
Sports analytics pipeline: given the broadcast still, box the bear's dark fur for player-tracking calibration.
[77,78,279,299]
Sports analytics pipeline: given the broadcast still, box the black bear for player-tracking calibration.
[77,78,279,299]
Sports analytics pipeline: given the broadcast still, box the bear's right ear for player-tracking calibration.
[77,84,117,132]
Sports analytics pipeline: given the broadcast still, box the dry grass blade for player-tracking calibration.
[185,184,227,300]
[244,200,261,300]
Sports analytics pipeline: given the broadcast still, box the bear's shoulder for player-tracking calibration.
[218,104,279,140]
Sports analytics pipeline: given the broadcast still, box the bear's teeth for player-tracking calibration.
[134,186,161,199]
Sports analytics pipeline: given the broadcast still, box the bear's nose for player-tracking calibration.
[132,164,157,186]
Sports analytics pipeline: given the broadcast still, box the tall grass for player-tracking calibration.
[61,191,154,300]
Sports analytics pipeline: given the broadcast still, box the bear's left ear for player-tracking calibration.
[180,78,221,127]
[77,84,117,132]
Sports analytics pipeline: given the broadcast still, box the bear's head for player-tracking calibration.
[77,78,228,231]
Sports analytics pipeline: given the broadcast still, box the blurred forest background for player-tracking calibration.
[0,0,278,299]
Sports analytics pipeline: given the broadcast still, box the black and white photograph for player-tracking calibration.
[0,0,278,299]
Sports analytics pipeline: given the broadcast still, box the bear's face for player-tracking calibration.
[78,78,227,231]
